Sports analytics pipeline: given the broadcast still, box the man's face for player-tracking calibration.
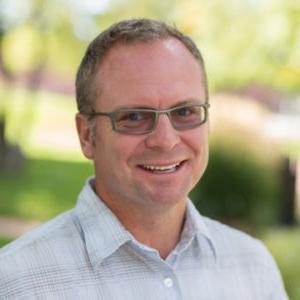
[78,38,209,213]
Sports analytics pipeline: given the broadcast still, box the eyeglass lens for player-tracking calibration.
[114,105,207,134]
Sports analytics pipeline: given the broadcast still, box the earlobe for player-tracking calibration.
[75,113,94,159]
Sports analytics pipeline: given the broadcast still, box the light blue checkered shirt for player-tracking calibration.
[0,178,288,299]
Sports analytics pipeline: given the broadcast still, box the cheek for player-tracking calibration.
[186,128,209,177]
[185,127,208,155]
[97,134,142,169]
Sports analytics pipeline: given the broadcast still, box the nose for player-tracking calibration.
[145,114,180,151]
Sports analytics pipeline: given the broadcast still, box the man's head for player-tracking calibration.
[75,18,209,115]
[76,18,209,215]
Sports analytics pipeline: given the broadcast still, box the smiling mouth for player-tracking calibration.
[138,161,185,174]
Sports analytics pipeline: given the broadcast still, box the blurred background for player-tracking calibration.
[0,0,299,298]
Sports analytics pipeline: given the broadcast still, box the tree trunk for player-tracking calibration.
[280,157,296,225]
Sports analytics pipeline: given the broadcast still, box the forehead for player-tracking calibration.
[94,38,205,110]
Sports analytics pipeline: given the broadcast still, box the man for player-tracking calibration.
[0,19,288,299]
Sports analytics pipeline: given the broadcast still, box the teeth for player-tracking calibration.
[142,162,180,171]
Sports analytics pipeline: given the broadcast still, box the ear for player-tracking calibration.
[75,113,94,159]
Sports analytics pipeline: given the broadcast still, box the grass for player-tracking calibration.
[0,158,93,220]
[0,237,12,248]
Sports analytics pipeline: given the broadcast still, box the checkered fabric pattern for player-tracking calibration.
[0,178,288,299]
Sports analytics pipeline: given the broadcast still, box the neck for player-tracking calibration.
[125,204,186,259]
[96,187,187,259]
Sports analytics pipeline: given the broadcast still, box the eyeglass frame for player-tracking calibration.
[83,103,210,135]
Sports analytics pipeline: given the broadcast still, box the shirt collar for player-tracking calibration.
[183,200,218,261]
[73,177,132,269]
[74,178,217,268]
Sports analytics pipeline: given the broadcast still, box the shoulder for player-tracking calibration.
[203,217,275,267]
[202,217,288,299]
[0,210,93,299]
[0,209,83,274]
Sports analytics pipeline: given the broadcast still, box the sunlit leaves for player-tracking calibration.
[0,0,299,92]
[2,24,44,73]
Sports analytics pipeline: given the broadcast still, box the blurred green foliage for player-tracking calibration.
[1,86,81,159]
[0,237,11,247]
[0,0,300,92]
[0,158,92,220]
[190,137,281,227]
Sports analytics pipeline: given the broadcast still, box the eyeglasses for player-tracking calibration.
[84,103,210,135]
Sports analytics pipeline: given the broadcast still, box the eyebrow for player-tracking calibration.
[169,99,201,108]
[114,98,203,111]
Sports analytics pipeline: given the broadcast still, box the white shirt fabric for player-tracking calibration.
[0,178,288,299]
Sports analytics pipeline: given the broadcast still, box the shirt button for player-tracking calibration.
[164,277,173,288]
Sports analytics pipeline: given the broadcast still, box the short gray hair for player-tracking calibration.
[75,18,209,114]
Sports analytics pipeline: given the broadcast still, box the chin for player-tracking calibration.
[144,188,188,207]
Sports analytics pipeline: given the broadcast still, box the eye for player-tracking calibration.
[117,111,144,122]
[175,106,194,117]
[127,112,143,121]
[115,110,154,131]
